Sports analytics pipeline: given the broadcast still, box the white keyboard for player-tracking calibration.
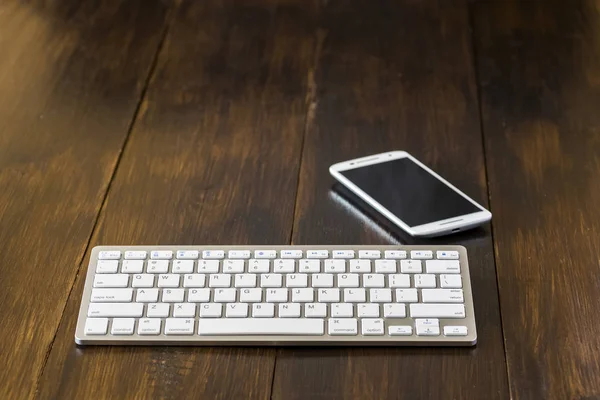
[75,246,476,346]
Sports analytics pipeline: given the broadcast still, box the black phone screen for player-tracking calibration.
[339,157,481,227]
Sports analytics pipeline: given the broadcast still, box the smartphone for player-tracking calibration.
[329,151,491,238]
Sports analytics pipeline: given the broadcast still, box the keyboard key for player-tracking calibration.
[440,274,463,288]
[384,250,407,259]
[400,260,422,273]
[132,274,154,288]
[214,288,236,303]
[240,288,262,303]
[85,318,108,335]
[235,274,257,288]
[162,289,185,302]
[198,260,220,273]
[411,250,433,259]
[332,250,355,259]
[261,274,282,288]
[252,303,274,318]
[151,251,173,260]
[96,260,118,273]
[328,318,357,335]
[292,288,314,302]
[389,326,412,336]
[172,260,195,273]
[111,318,135,335]
[226,303,249,318]
[124,251,147,260]
[165,318,194,335]
[363,274,385,288]
[173,303,196,317]
[374,260,396,273]
[338,274,359,288]
[410,304,466,318]
[254,250,277,259]
[209,274,231,288]
[307,250,329,259]
[88,303,144,317]
[331,303,353,317]
[395,289,418,303]
[98,251,121,260]
[198,318,324,335]
[414,274,436,288]
[312,273,334,288]
[359,250,381,259]
[147,260,169,273]
[177,250,199,259]
[299,259,320,273]
[136,289,159,302]
[202,250,224,259]
[415,318,440,336]
[369,288,392,303]
[344,288,366,303]
[147,303,170,317]
[426,260,460,274]
[187,288,210,303]
[266,288,288,303]
[389,274,410,288]
[183,274,206,288]
[138,318,161,335]
[200,303,222,317]
[279,303,301,318]
[349,259,371,273]
[361,318,384,335]
[122,260,144,273]
[358,303,379,317]
[157,274,180,288]
[421,289,464,303]
[273,259,295,273]
[93,274,129,288]
[324,260,346,273]
[280,250,303,258]
[443,326,468,336]
[286,274,308,288]
[228,250,251,259]
[437,250,459,260]
[90,289,132,302]
[383,303,406,318]
[318,289,340,302]
[305,303,327,317]
[248,259,270,273]
[223,260,245,273]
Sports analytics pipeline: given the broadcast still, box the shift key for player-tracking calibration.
[88,303,144,317]
[410,304,465,318]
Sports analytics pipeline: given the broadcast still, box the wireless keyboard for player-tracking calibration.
[75,246,476,346]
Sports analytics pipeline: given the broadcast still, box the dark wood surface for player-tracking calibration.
[1,0,599,399]
[473,2,600,399]
[272,1,508,399]
[0,1,169,398]
[36,1,315,398]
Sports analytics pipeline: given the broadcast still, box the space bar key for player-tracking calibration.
[198,318,324,335]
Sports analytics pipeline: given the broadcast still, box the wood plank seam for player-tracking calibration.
[287,28,327,246]
[32,6,177,397]
[466,2,511,395]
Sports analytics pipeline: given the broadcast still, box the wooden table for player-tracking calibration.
[2,1,599,399]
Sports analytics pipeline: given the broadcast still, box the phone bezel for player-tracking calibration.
[329,151,491,237]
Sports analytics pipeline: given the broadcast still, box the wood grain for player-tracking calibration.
[473,2,600,399]
[0,1,168,398]
[36,1,317,398]
[272,1,509,399]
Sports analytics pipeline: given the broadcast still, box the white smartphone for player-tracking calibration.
[329,151,491,238]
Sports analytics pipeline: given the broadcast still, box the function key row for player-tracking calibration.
[98,250,461,261]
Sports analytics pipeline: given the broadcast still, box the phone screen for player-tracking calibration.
[339,157,481,227]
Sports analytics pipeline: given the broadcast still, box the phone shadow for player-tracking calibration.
[329,183,490,246]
